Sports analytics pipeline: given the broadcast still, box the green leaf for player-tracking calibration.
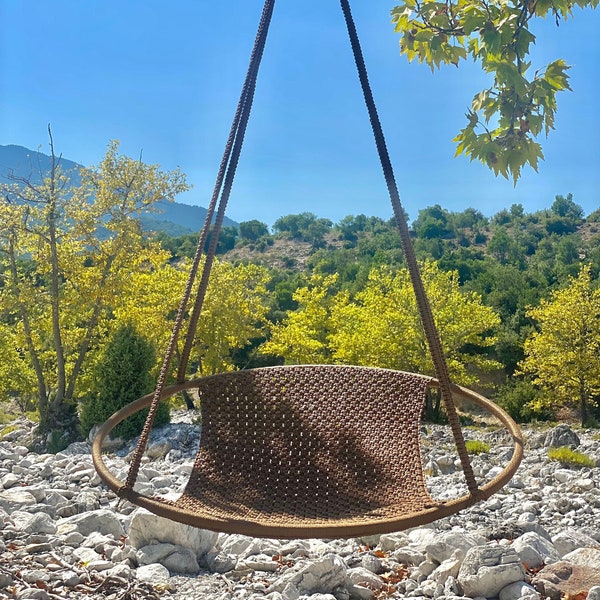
[481,26,502,56]
[543,60,572,91]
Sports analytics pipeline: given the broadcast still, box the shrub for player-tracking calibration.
[465,440,491,454]
[495,380,554,423]
[79,324,169,440]
[547,446,595,468]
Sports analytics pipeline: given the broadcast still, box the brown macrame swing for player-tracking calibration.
[92,0,523,539]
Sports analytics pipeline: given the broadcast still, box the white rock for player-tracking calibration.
[104,563,133,580]
[361,554,383,574]
[0,489,37,511]
[135,563,171,583]
[378,532,411,552]
[553,469,573,484]
[240,555,280,573]
[270,555,349,595]
[587,586,600,600]
[512,532,560,569]
[86,559,114,572]
[393,547,426,566]
[61,531,85,547]
[73,546,102,564]
[551,529,600,557]
[346,584,373,600]
[346,566,384,590]
[205,551,237,573]
[430,549,465,585]
[562,547,600,567]
[128,508,217,559]
[418,560,438,577]
[499,581,541,600]
[60,508,124,538]
[138,542,200,575]
[20,485,46,502]
[1,473,19,489]
[10,511,57,535]
[146,441,172,459]
[444,575,461,596]
[218,534,266,559]
[544,424,580,448]
[425,531,485,563]
[407,528,438,548]
[458,544,525,598]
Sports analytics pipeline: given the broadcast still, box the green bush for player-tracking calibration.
[495,379,555,423]
[79,324,169,440]
[547,446,595,468]
[465,440,491,454]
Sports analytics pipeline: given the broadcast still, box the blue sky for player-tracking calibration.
[1,1,598,227]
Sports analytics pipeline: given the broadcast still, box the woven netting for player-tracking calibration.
[175,365,437,528]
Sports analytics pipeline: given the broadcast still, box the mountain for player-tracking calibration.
[0,144,237,234]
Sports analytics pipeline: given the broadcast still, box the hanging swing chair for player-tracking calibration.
[92,0,523,539]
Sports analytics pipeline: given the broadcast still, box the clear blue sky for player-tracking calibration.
[1,1,598,226]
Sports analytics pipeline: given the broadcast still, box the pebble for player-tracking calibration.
[0,415,599,599]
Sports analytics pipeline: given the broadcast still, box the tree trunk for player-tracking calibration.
[580,379,588,427]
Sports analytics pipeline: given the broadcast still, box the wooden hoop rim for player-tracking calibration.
[91,367,523,538]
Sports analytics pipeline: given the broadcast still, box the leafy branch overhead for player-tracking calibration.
[391,0,596,183]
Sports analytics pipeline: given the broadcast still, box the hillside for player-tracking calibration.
[0,144,237,234]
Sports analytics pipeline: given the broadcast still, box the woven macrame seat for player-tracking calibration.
[92,0,524,539]
[92,365,522,538]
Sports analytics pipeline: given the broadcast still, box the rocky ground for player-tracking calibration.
[1,412,599,600]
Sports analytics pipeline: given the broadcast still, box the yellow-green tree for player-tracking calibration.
[331,263,501,385]
[0,133,188,438]
[262,274,340,364]
[114,257,272,377]
[519,265,600,425]
[264,263,501,386]
[0,323,36,410]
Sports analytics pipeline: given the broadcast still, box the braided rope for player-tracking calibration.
[123,0,276,492]
[176,1,275,383]
[339,0,479,496]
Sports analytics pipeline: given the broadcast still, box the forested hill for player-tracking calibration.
[165,200,600,278]
[0,144,237,235]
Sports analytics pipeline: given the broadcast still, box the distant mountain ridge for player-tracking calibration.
[0,144,237,234]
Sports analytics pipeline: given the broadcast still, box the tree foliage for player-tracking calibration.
[0,135,189,437]
[239,220,270,242]
[273,212,333,246]
[262,274,339,364]
[181,260,273,376]
[391,0,595,182]
[79,323,169,440]
[264,262,501,386]
[519,265,600,424]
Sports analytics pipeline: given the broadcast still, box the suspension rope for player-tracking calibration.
[339,0,479,496]
[122,0,276,494]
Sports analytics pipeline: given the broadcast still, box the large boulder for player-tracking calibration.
[137,542,200,575]
[127,508,217,559]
